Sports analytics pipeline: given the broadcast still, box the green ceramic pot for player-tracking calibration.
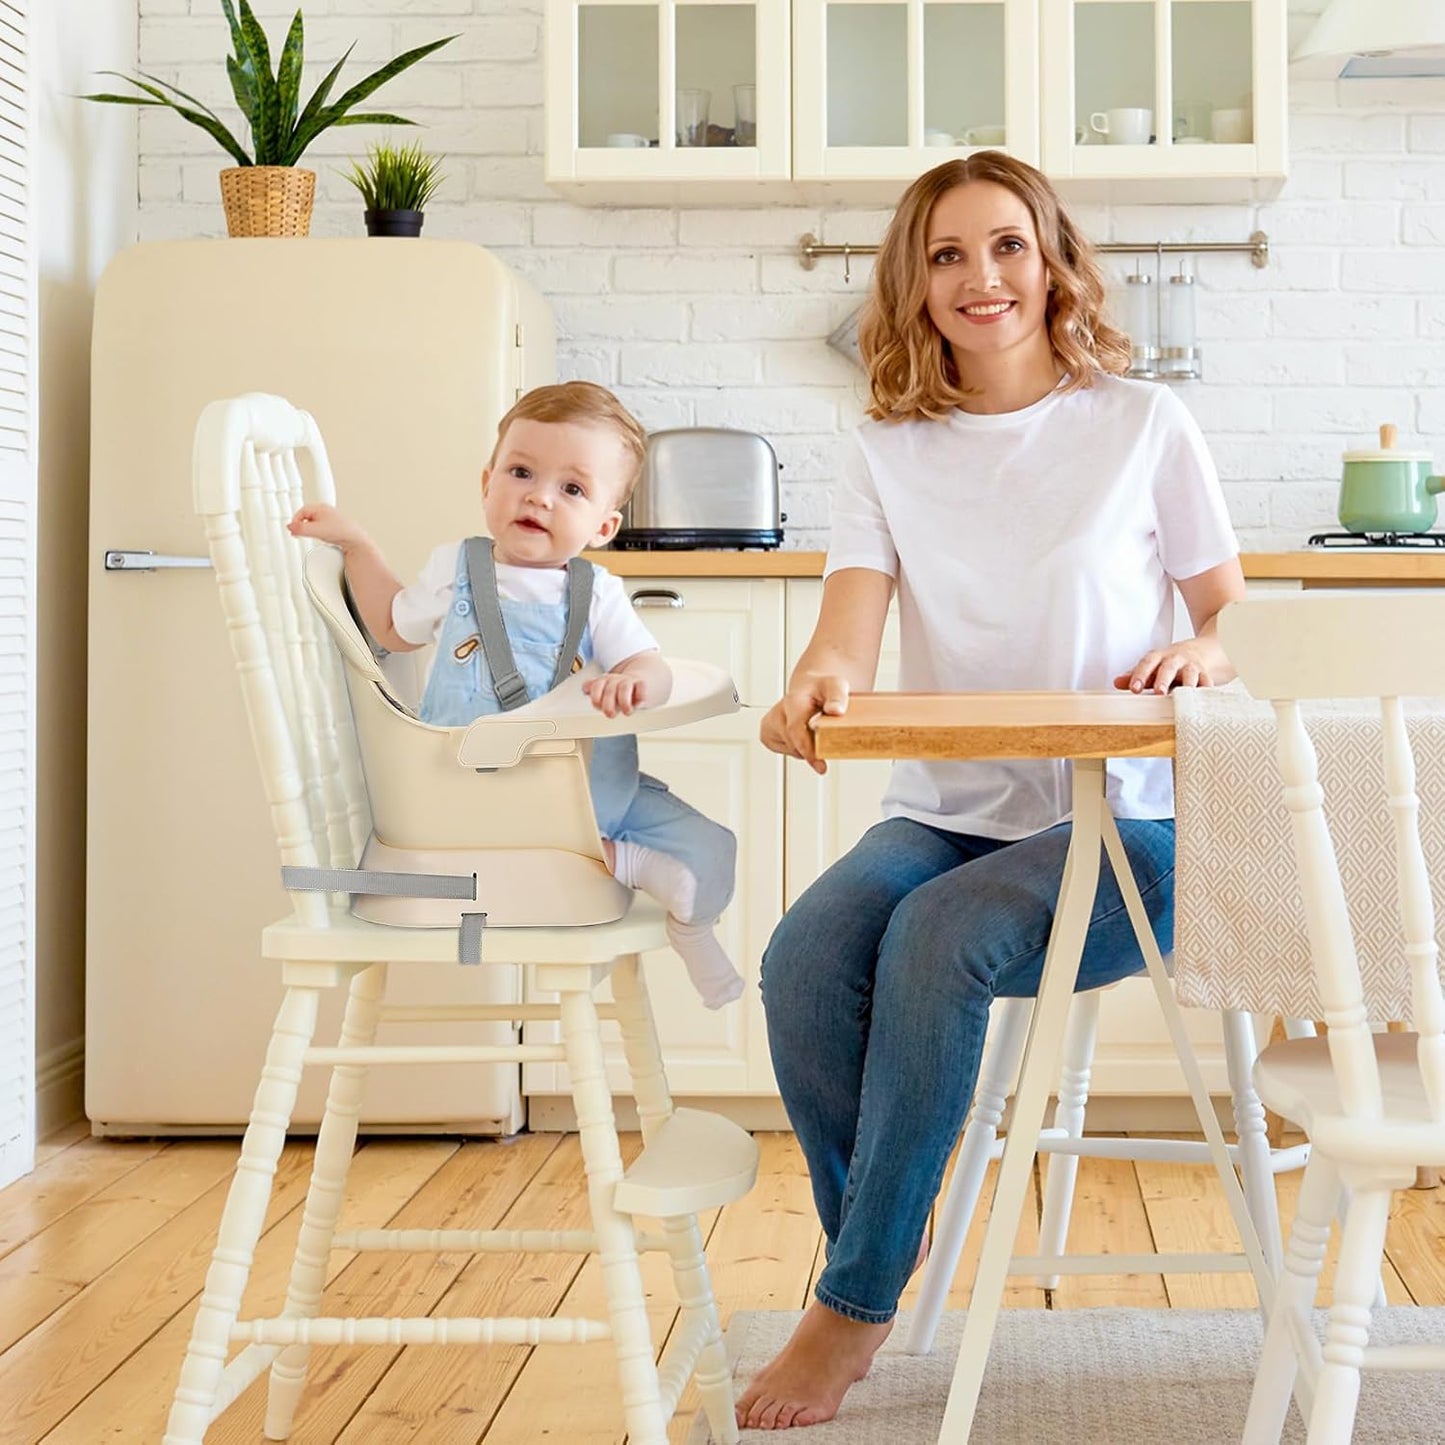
[1338,450,1445,534]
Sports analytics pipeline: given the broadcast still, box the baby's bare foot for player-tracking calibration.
[734,1302,893,1430]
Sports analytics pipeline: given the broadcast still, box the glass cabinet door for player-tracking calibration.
[1040,0,1286,182]
[793,0,1038,181]
[545,0,790,184]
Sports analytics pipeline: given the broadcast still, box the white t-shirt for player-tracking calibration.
[392,542,659,671]
[826,372,1238,840]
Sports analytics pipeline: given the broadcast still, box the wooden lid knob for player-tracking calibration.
[1380,423,1398,450]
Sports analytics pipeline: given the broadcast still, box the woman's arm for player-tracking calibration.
[760,567,895,773]
[1115,556,1248,693]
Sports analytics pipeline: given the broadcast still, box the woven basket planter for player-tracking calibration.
[219,166,317,237]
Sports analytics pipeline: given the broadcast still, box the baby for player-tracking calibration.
[290,380,744,1009]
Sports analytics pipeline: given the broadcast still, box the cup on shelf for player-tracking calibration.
[924,129,956,147]
[1089,108,1153,146]
[1210,107,1251,144]
[606,132,649,148]
[963,124,1007,147]
[733,84,756,147]
[676,88,710,147]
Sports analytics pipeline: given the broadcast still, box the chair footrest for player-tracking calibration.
[613,1108,759,1218]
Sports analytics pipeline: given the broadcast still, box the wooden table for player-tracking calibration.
[813,691,1272,1443]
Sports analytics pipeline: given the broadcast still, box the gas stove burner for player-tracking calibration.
[1306,531,1445,548]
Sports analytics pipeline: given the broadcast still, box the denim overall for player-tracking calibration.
[418,540,736,922]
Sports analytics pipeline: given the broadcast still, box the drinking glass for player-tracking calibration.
[676,88,710,147]
[733,83,756,147]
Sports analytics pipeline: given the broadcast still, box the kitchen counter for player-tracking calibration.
[586,549,1445,584]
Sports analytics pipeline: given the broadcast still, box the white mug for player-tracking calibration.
[1210,107,1251,144]
[1089,108,1152,146]
[606,132,648,148]
[924,129,956,147]
[963,124,1007,147]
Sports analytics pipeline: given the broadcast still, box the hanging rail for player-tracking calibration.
[798,230,1270,280]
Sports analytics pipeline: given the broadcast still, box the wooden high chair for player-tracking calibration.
[164,393,757,1445]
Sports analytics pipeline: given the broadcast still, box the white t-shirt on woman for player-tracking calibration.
[824,372,1238,840]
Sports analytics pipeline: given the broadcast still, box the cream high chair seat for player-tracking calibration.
[164,393,758,1445]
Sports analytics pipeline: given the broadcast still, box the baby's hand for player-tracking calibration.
[288,503,367,550]
[585,671,647,718]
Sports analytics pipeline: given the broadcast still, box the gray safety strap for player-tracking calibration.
[464,538,594,711]
[465,537,530,711]
[459,912,487,965]
[282,866,477,900]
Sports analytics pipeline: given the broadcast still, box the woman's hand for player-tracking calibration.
[1114,637,1224,694]
[288,503,369,552]
[760,675,851,774]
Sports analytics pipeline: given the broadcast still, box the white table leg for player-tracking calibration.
[938,758,1106,1442]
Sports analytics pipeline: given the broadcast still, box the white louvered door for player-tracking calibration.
[0,0,36,1188]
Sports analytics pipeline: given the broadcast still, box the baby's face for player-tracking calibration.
[482,417,629,567]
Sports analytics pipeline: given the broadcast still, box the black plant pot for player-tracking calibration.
[364,208,425,238]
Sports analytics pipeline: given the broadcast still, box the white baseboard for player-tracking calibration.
[37,1036,85,1138]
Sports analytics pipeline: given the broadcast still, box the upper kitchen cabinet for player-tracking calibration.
[1039,0,1288,199]
[544,0,792,197]
[792,0,1040,184]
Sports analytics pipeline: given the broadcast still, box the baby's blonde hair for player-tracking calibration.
[489,381,648,503]
[859,153,1130,422]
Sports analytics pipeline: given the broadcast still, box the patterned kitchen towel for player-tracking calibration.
[1172,681,1445,1020]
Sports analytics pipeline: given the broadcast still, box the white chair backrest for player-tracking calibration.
[193,394,371,928]
[1220,591,1445,1124]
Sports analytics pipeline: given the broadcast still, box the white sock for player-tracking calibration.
[665,915,746,1011]
[610,841,745,1008]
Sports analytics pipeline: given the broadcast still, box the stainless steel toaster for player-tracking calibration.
[613,427,785,550]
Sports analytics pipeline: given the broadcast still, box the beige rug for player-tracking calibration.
[688,1308,1445,1443]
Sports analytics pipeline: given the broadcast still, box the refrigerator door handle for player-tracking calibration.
[104,549,212,572]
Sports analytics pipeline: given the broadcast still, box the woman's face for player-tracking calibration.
[923,180,1052,368]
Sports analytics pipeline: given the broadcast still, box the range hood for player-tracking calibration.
[1293,0,1445,79]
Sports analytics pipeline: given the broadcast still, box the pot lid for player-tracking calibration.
[1342,448,1434,463]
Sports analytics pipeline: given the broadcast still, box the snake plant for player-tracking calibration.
[81,0,455,168]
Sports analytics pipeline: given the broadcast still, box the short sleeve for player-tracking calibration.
[824,429,899,580]
[1149,390,1239,581]
[587,565,661,671]
[392,541,461,645]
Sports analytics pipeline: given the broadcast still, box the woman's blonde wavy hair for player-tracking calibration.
[858,153,1130,422]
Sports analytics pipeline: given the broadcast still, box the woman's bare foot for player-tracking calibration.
[734,1302,893,1430]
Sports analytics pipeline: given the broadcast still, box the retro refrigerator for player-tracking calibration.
[85,239,555,1133]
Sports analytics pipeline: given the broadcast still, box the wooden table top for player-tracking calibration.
[812,691,1178,761]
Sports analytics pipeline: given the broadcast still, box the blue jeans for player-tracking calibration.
[759,814,1176,1324]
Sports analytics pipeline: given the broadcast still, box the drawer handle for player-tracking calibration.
[630,589,683,609]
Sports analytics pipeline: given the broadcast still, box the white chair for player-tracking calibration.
[1226,590,1445,1445]
[164,393,757,1445]
[907,982,1310,1353]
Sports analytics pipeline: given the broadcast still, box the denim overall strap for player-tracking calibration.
[464,539,595,711]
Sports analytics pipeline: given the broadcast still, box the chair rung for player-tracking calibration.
[1032,1135,1242,1164]
[1009,1252,1253,1276]
[375,1003,620,1024]
[231,1315,613,1347]
[302,1044,564,1067]
[331,1227,672,1254]
[1362,1343,1445,1371]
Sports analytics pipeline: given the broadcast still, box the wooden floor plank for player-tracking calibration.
[33,1123,90,1167]
[0,1136,168,1261]
[0,1144,315,1441]
[39,1139,459,1444]
[212,1132,563,1444]
[1,1144,241,1353]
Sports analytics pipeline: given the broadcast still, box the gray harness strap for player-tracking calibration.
[464,537,594,711]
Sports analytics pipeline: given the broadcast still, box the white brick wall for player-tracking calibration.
[132,1,1445,552]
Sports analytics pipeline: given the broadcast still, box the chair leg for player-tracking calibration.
[164,986,322,1445]
[1242,1153,1338,1445]
[611,956,738,1445]
[559,983,669,1445]
[1306,1184,1391,1445]
[905,996,1032,1356]
[265,963,386,1441]
[1221,1009,1285,1283]
[1037,989,1101,1289]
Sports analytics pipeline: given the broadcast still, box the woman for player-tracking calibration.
[738,153,1246,1431]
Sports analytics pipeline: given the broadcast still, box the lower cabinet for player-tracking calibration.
[526,572,1302,1110]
